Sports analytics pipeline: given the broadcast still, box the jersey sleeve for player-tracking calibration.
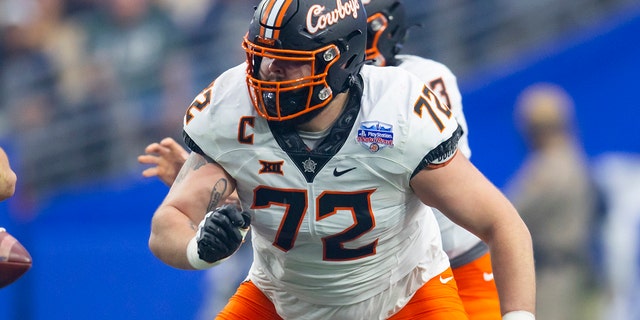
[397,55,471,159]
[360,65,461,178]
[183,130,206,156]
[431,62,471,159]
[401,79,461,177]
[182,64,251,160]
[182,80,215,155]
[411,125,462,177]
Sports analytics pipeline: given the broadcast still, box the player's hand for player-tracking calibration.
[137,137,188,186]
[196,204,251,263]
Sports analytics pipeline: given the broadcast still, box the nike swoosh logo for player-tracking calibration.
[483,272,494,282]
[333,167,356,177]
[439,276,454,284]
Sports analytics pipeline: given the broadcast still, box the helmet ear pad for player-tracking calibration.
[329,30,367,93]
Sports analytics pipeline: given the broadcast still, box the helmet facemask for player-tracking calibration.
[243,37,340,122]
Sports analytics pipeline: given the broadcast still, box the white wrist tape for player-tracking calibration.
[502,311,535,320]
[186,227,250,270]
[186,236,225,270]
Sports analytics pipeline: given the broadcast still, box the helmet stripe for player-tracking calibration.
[260,0,294,40]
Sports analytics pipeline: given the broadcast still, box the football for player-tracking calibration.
[0,228,32,288]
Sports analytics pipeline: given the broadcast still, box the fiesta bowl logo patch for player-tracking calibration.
[356,121,394,152]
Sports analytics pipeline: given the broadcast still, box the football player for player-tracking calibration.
[147,0,535,319]
[363,1,500,319]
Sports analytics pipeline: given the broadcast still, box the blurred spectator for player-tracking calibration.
[505,82,602,320]
[0,0,57,134]
[0,0,198,208]
[77,0,191,165]
[0,0,61,208]
[592,153,640,320]
[31,0,117,188]
[185,0,257,87]
[80,0,182,103]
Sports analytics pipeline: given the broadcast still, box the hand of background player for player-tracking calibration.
[188,205,251,268]
[137,137,188,186]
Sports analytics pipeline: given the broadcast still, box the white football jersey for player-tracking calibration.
[183,63,459,315]
[396,55,484,264]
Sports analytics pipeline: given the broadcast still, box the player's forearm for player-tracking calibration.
[487,216,536,316]
[149,207,198,270]
[0,148,16,201]
[0,173,16,200]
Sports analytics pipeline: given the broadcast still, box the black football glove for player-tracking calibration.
[196,204,251,263]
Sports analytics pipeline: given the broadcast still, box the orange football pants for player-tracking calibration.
[452,252,501,320]
[216,267,468,320]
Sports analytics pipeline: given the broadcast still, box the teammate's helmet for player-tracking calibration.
[362,0,407,66]
[243,0,367,123]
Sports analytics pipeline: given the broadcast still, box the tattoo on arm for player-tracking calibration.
[174,153,229,212]
[175,153,216,184]
[207,179,228,212]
